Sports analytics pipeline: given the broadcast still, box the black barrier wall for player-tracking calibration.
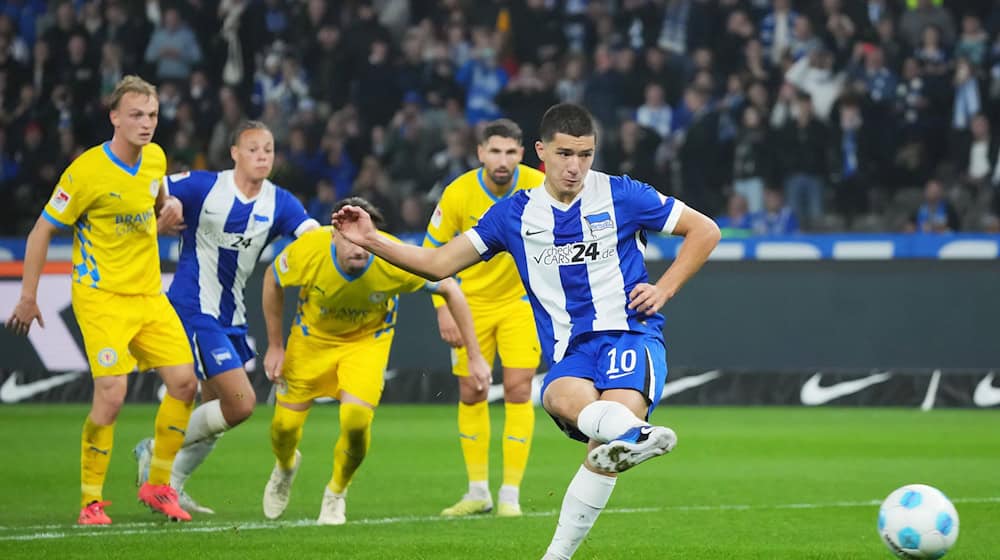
[0,260,998,376]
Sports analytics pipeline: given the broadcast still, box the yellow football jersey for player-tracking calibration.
[424,164,544,307]
[42,142,167,296]
[273,227,430,342]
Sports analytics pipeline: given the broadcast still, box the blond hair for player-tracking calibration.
[108,75,158,110]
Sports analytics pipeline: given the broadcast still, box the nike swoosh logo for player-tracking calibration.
[0,371,84,403]
[973,372,1000,408]
[525,229,546,236]
[800,372,892,406]
[660,370,722,400]
[168,426,187,436]
[506,435,527,443]
[89,446,109,455]
[459,433,478,441]
[608,372,633,380]
[108,192,122,199]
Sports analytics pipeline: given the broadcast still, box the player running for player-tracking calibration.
[133,120,319,514]
[260,197,490,525]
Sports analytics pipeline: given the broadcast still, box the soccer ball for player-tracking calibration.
[878,484,959,559]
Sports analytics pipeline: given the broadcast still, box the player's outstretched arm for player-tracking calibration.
[332,205,481,280]
[6,216,57,335]
[629,206,721,316]
[434,278,491,391]
[261,267,286,382]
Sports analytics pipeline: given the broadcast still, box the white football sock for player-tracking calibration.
[171,436,220,489]
[544,466,617,559]
[467,480,490,500]
[575,401,646,443]
[183,400,230,445]
[498,484,519,505]
[170,400,230,489]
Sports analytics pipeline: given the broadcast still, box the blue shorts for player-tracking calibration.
[179,313,255,380]
[541,331,668,443]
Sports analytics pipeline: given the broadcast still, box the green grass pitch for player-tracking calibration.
[1,404,998,559]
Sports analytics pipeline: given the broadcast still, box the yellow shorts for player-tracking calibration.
[277,329,393,406]
[72,287,193,377]
[452,298,540,376]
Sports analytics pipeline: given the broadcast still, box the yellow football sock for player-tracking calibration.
[271,405,310,470]
[81,416,114,507]
[458,401,490,483]
[328,403,374,494]
[502,401,535,488]
[149,393,194,485]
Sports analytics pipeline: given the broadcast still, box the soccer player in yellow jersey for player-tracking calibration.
[260,197,491,525]
[5,76,197,524]
[424,119,544,517]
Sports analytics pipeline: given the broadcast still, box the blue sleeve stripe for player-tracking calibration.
[271,263,282,286]
[41,210,71,229]
[424,232,445,247]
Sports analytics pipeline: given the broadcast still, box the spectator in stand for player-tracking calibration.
[778,91,829,229]
[143,7,201,83]
[760,0,799,65]
[955,113,997,191]
[556,54,587,104]
[456,34,507,125]
[832,97,883,225]
[732,105,773,213]
[955,14,988,67]
[604,119,659,186]
[752,187,800,235]
[716,192,752,237]
[635,83,673,140]
[900,0,955,48]
[907,178,960,233]
[307,177,336,223]
[785,46,845,122]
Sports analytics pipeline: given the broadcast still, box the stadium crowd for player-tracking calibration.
[1,0,1000,237]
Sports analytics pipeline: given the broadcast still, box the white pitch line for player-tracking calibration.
[2,497,999,542]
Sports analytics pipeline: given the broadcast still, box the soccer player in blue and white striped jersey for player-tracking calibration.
[333,103,720,558]
[134,121,319,514]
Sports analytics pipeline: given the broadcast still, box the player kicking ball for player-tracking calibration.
[132,121,319,514]
[260,197,490,525]
[333,103,720,558]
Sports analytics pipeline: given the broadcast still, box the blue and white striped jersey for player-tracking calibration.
[466,170,685,364]
[165,170,317,328]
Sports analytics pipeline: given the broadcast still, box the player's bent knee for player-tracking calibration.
[167,375,198,402]
[224,399,255,427]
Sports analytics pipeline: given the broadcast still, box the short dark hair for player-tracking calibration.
[332,196,385,228]
[479,118,522,144]
[230,120,271,147]
[539,103,596,142]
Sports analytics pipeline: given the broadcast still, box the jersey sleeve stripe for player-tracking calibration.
[294,218,321,237]
[41,210,71,229]
[271,263,283,286]
[424,232,445,247]
[662,199,686,234]
[464,229,488,255]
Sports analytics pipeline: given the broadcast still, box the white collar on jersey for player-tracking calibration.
[538,170,596,211]
[221,169,272,204]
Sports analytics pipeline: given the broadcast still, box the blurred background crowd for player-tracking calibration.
[1,0,1000,238]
